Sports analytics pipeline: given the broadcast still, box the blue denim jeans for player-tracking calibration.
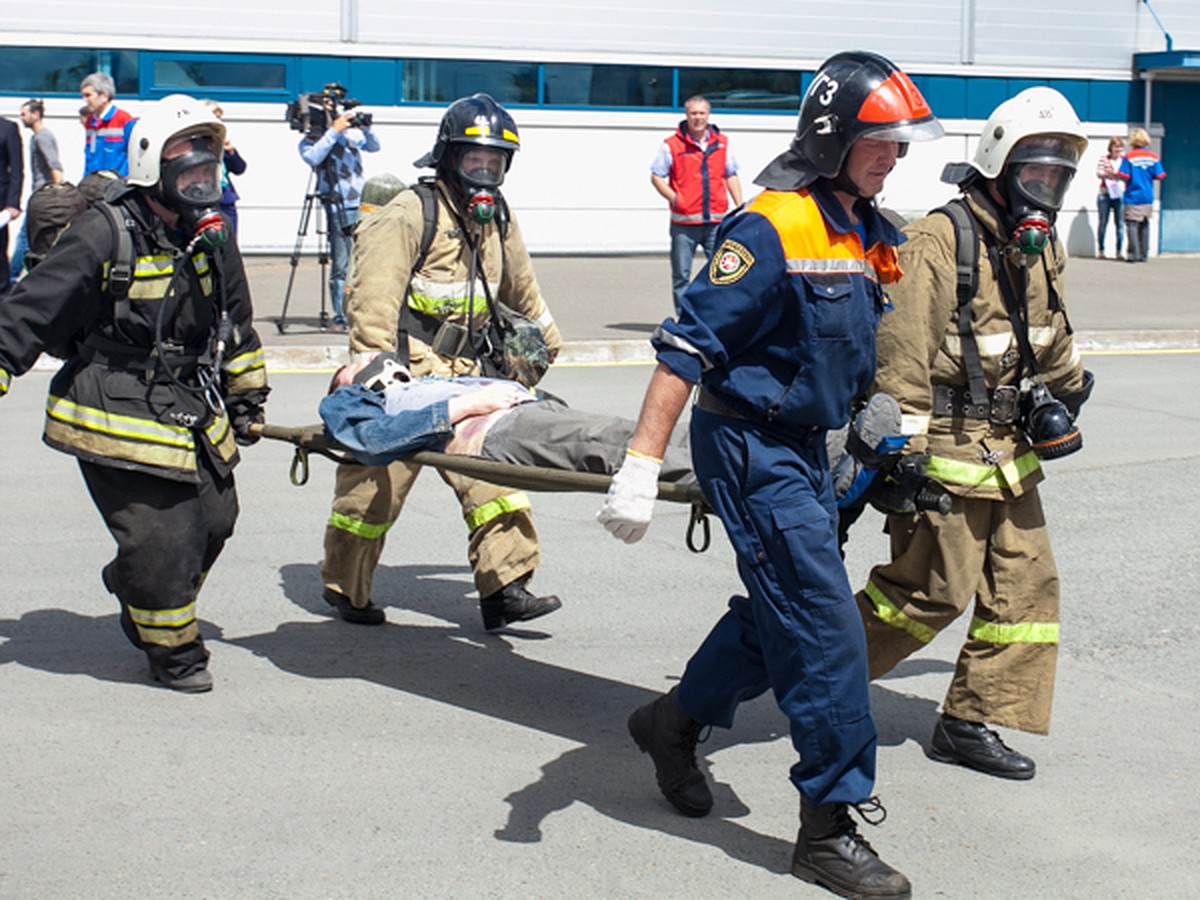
[326,204,359,326]
[669,221,720,310]
[1096,193,1122,256]
[8,219,30,284]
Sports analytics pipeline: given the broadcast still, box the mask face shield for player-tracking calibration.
[455,146,509,189]
[1004,135,1080,213]
[161,136,223,211]
[160,134,226,248]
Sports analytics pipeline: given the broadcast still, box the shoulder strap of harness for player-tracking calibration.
[95,200,137,301]
[395,179,441,366]
[933,198,990,405]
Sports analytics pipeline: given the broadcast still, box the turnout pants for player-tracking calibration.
[857,488,1060,734]
[675,409,877,805]
[322,458,540,602]
[81,453,238,678]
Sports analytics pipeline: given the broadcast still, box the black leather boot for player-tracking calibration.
[145,642,213,694]
[480,581,561,631]
[792,796,911,899]
[323,588,386,626]
[627,686,713,817]
[926,713,1036,780]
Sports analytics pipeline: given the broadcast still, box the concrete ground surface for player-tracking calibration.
[2,251,1198,898]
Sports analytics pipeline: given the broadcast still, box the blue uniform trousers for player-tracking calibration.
[676,408,878,804]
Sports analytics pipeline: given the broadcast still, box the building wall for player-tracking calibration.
[3,0,1197,256]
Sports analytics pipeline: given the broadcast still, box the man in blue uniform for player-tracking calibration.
[598,52,942,899]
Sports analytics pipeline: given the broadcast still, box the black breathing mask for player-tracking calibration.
[454,145,509,225]
[161,139,226,249]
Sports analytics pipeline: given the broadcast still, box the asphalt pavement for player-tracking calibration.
[2,252,1198,898]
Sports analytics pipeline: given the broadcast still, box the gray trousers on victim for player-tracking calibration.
[480,398,695,488]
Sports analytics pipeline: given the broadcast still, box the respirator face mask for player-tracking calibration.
[1001,136,1079,255]
[455,146,509,225]
[161,136,226,249]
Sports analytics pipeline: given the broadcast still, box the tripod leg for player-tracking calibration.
[277,171,319,334]
[318,202,329,330]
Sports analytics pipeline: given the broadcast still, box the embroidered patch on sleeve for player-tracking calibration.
[709,240,755,285]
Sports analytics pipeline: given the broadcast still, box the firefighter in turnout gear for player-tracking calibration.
[855,87,1094,778]
[600,52,943,899]
[321,93,565,632]
[0,94,269,693]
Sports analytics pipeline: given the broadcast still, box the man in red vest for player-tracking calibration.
[651,96,742,310]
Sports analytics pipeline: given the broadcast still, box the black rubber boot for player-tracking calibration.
[627,686,713,817]
[323,588,386,626]
[926,713,1036,780]
[480,582,561,631]
[145,642,213,694]
[792,796,911,899]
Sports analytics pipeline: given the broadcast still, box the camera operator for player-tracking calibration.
[853,88,1095,782]
[298,99,379,332]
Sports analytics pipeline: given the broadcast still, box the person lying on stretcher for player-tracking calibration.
[321,353,696,485]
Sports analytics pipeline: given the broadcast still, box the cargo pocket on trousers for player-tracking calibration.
[772,501,872,726]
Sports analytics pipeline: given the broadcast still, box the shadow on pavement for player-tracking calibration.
[213,560,946,873]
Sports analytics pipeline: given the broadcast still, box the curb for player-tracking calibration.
[31,330,1197,376]
[261,330,1199,372]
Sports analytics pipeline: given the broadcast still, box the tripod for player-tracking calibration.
[276,169,331,334]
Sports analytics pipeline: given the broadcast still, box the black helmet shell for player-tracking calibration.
[756,51,942,191]
[414,93,520,170]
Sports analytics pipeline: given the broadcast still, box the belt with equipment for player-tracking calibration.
[932,383,1020,424]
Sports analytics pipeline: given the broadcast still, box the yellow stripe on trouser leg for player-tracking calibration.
[127,600,199,648]
[464,491,532,532]
[968,617,1059,645]
[328,511,395,540]
[863,580,939,644]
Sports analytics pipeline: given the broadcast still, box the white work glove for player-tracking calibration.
[597,450,662,544]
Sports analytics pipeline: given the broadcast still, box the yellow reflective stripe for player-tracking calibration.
[0,369,10,395]
[926,451,1040,488]
[133,255,176,278]
[205,412,236,462]
[1028,325,1054,349]
[943,331,1014,358]
[328,511,393,540]
[863,580,938,644]
[46,395,193,448]
[464,491,532,532]
[223,347,266,377]
[408,275,495,316]
[969,615,1059,645]
[128,600,197,629]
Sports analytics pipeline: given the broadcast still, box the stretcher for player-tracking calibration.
[250,422,713,551]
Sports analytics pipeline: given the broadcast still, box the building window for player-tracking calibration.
[678,67,801,111]
[149,55,289,94]
[403,59,538,105]
[543,64,672,108]
[0,47,137,96]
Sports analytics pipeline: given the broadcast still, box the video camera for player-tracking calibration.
[286,82,373,135]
